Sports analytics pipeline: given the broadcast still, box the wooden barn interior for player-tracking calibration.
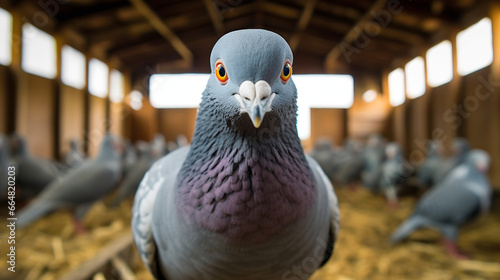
[1,0,500,279]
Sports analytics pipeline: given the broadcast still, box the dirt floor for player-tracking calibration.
[1,187,500,280]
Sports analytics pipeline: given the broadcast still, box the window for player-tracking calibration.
[405,56,426,99]
[362,89,378,103]
[88,58,109,98]
[0,8,12,66]
[61,45,86,89]
[426,40,453,87]
[150,74,207,108]
[388,68,405,106]
[457,18,493,76]
[110,70,124,103]
[21,23,57,79]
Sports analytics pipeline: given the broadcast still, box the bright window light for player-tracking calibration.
[129,90,143,111]
[362,89,377,103]
[0,8,12,66]
[457,18,493,76]
[21,23,57,79]
[110,69,124,103]
[149,74,354,140]
[150,74,207,108]
[426,40,453,87]
[61,45,86,89]
[88,58,109,98]
[388,68,405,106]
[405,56,426,99]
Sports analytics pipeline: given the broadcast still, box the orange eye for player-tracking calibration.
[280,61,292,83]
[215,60,228,84]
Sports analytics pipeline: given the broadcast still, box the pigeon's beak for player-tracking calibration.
[235,80,276,128]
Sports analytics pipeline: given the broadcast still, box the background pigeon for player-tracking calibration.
[416,140,443,188]
[9,134,58,198]
[17,134,122,230]
[132,29,340,280]
[432,138,470,185]
[390,149,492,259]
[361,134,386,191]
[378,142,408,208]
[64,139,85,168]
[309,138,338,182]
[111,141,154,207]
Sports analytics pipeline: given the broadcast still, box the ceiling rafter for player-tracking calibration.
[289,0,318,51]
[202,0,225,34]
[129,0,193,65]
[325,0,388,70]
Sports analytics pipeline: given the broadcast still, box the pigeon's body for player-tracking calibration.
[378,143,407,206]
[432,138,470,185]
[334,139,365,185]
[10,135,57,197]
[309,138,338,181]
[64,139,85,168]
[390,149,491,258]
[17,135,121,228]
[132,29,339,280]
[112,142,154,206]
[362,135,385,191]
[416,141,442,187]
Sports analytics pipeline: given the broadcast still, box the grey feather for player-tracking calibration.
[17,134,121,228]
[132,29,339,280]
[390,149,492,243]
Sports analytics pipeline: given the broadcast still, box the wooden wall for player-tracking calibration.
[59,85,85,158]
[0,66,10,134]
[310,109,346,148]
[158,108,198,143]
[15,72,56,159]
[129,97,158,143]
[87,95,107,157]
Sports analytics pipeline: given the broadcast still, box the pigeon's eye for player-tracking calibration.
[280,60,292,83]
[215,60,228,85]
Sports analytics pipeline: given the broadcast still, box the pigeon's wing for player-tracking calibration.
[132,146,190,278]
[306,155,340,265]
[112,159,152,206]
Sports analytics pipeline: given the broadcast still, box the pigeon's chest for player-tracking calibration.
[178,154,316,242]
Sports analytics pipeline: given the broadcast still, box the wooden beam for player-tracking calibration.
[325,0,388,70]
[129,0,193,65]
[202,0,224,34]
[261,2,300,20]
[289,0,318,51]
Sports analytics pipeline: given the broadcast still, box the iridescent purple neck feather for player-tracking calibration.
[177,93,316,242]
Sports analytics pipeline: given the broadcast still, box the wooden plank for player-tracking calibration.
[129,0,193,65]
[325,0,387,70]
[289,0,318,51]
[202,0,225,34]
[59,232,133,280]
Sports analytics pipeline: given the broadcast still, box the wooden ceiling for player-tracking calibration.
[4,0,486,86]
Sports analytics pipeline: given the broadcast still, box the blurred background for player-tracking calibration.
[0,0,500,279]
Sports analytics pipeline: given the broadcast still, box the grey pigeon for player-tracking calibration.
[64,139,85,168]
[378,142,407,207]
[309,138,338,182]
[17,134,122,229]
[9,134,58,198]
[432,137,470,185]
[132,29,340,280]
[416,140,443,187]
[390,149,492,259]
[0,134,9,196]
[361,134,385,191]
[334,138,365,186]
[111,141,154,207]
[152,133,168,156]
[122,139,138,177]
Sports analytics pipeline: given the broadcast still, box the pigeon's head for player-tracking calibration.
[466,149,490,173]
[207,29,294,129]
[385,142,401,159]
[451,137,470,156]
[98,134,123,160]
[9,133,27,157]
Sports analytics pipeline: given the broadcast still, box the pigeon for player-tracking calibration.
[122,139,138,177]
[152,133,168,156]
[9,134,58,198]
[111,141,154,207]
[334,138,365,186]
[361,134,385,191]
[415,140,443,187]
[432,138,470,185]
[64,139,85,168]
[0,134,9,196]
[378,142,408,208]
[17,134,122,230]
[132,29,340,280]
[390,149,492,259]
[309,138,338,182]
